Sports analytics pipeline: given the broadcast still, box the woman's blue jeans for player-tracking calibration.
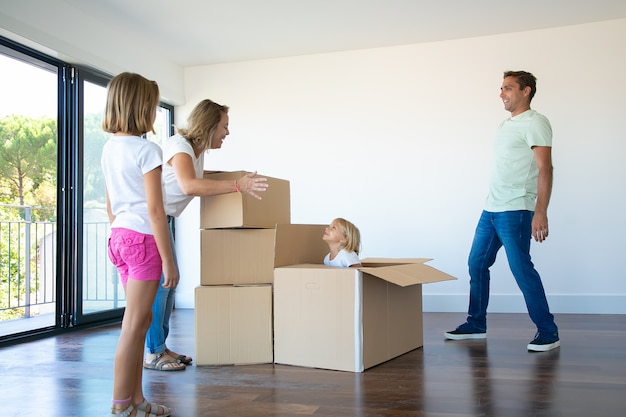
[146,216,179,354]
[466,210,558,337]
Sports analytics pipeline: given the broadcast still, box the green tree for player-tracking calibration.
[0,115,57,209]
[1,115,56,320]
[82,112,108,204]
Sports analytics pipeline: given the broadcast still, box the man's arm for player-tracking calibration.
[532,145,553,242]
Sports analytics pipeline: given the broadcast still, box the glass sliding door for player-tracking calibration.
[74,70,126,324]
[73,69,174,325]
[0,37,175,340]
[0,45,60,337]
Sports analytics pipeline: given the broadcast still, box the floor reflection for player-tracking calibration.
[526,349,559,416]
[453,339,560,417]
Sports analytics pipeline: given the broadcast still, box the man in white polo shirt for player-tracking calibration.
[445,70,560,352]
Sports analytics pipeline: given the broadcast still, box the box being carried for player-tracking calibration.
[271,225,457,372]
[200,171,290,229]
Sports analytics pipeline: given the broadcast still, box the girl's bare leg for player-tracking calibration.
[111,279,160,412]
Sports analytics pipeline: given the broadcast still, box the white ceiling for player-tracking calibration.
[50,0,626,66]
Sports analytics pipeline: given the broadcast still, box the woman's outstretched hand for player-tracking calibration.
[237,171,269,200]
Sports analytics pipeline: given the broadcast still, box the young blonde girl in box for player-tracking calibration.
[323,218,362,267]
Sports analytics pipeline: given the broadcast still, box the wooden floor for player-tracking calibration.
[2,310,625,417]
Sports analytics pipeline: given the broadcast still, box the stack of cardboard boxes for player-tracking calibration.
[194,170,293,366]
[195,171,457,372]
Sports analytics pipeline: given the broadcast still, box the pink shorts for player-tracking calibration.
[108,228,162,286]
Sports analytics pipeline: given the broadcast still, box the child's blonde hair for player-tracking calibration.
[102,72,160,136]
[334,217,361,255]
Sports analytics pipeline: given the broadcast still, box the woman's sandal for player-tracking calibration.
[111,400,171,417]
[110,404,135,417]
[143,351,185,371]
[137,399,171,417]
[165,348,193,365]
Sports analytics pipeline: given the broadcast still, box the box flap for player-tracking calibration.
[360,258,432,266]
[359,261,456,287]
[274,224,329,267]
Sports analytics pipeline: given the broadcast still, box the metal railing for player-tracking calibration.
[0,204,123,327]
[0,204,57,321]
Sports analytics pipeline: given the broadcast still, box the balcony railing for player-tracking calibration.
[1,204,123,335]
[0,204,57,322]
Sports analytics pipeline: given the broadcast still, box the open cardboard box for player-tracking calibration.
[195,224,456,371]
[271,224,457,372]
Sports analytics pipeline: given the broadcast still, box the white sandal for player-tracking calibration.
[137,399,171,417]
[110,404,134,417]
[111,402,168,417]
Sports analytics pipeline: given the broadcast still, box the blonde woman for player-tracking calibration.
[144,99,269,371]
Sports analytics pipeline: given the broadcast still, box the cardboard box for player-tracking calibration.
[273,258,456,372]
[200,171,290,229]
[200,224,328,286]
[194,285,273,365]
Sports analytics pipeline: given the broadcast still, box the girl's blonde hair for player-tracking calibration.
[102,72,160,136]
[176,99,229,153]
[335,217,361,255]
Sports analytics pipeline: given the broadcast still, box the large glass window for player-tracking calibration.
[0,38,174,341]
[0,48,59,337]
[77,75,173,323]
[80,79,122,317]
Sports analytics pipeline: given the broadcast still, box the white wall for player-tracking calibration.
[175,18,626,314]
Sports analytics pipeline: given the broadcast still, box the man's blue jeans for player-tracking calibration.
[146,216,178,354]
[466,210,558,337]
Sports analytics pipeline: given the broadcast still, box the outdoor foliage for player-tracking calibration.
[1,115,57,320]
[0,115,56,210]
[1,102,159,325]
[83,112,109,205]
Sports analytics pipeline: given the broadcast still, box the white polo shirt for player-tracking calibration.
[485,109,552,212]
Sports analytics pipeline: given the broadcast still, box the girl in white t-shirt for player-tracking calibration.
[323,218,362,267]
[101,72,175,417]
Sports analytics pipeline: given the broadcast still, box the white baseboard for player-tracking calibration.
[181,292,626,314]
[423,294,626,314]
